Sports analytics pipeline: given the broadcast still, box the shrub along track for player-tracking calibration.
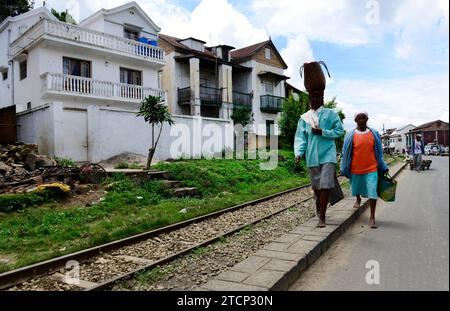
[1,183,317,291]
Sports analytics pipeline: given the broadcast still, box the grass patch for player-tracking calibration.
[113,162,144,169]
[135,265,175,284]
[0,149,310,272]
[192,246,209,256]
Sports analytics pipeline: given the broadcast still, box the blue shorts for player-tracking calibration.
[350,171,378,199]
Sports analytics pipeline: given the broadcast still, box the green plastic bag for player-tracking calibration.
[377,172,397,202]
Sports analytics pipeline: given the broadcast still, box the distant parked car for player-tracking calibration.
[430,145,440,155]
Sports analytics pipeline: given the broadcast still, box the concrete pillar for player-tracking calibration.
[50,102,64,157]
[189,58,201,116]
[218,64,232,119]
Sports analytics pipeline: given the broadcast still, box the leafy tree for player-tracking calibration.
[324,96,346,153]
[279,93,309,147]
[0,0,34,23]
[279,92,346,150]
[137,96,174,169]
[51,8,77,24]
[231,106,252,126]
[324,96,345,122]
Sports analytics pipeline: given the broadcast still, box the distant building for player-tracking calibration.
[285,82,306,100]
[389,124,416,154]
[406,120,449,148]
[381,128,396,154]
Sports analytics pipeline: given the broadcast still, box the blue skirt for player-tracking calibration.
[350,171,378,199]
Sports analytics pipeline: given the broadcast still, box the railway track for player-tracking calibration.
[1,183,316,291]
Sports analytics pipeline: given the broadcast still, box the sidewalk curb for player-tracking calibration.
[199,162,408,291]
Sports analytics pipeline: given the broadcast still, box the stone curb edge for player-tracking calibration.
[268,161,409,291]
[199,161,408,291]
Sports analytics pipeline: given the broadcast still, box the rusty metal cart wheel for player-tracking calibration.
[79,163,108,184]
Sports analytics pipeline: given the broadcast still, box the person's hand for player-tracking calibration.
[311,127,323,135]
[295,156,302,165]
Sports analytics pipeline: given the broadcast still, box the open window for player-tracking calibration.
[62,57,91,93]
[19,60,27,80]
[63,57,91,78]
[123,25,140,40]
[120,67,142,99]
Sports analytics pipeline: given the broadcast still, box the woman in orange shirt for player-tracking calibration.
[341,112,388,228]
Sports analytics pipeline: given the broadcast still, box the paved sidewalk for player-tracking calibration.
[198,163,404,291]
[290,156,449,291]
[199,162,407,291]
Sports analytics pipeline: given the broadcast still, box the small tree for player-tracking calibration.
[324,97,346,153]
[231,106,252,127]
[279,93,309,147]
[137,96,174,169]
[1,0,34,23]
[51,8,77,24]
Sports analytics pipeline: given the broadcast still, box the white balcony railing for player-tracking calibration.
[10,18,165,62]
[42,73,166,102]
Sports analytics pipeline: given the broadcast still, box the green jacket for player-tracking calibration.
[294,108,344,168]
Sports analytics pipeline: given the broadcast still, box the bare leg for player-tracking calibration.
[313,189,321,216]
[317,189,328,228]
[369,199,378,228]
[353,195,361,208]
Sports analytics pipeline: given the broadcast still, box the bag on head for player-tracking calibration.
[300,61,331,92]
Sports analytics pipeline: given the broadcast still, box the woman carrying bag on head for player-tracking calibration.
[294,61,345,228]
[340,112,389,229]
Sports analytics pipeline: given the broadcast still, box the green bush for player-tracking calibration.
[55,157,76,168]
[114,162,130,169]
[0,189,65,213]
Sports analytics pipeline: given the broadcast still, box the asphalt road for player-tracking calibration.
[290,156,449,291]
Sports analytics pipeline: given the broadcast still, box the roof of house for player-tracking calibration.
[410,120,449,132]
[397,124,416,131]
[285,82,306,94]
[231,39,288,69]
[0,6,57,32]
[79,1,161,32]
[159,33,216,59]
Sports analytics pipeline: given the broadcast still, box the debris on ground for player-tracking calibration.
[0,143,102,196]
[98,153,148,169]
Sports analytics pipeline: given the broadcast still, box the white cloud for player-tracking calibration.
[327,73,450,131]
[392,0,449,66]
[251,0,377,46]
[280,35,314,88]
[43,0,268,47]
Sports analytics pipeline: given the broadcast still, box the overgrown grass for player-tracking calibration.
[0,149,309,272]
[113,162,144,169]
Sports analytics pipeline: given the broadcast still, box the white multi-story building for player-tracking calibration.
[383,124,416,154]
[0,2,233,162]
[158,36,289,140]
[231,40,288,138]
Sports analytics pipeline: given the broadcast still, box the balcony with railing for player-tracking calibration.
[10,18,165,64]
[260,95,284,113]
[42,73,166,103]
[232,91,252,110]
[177,87,191,105]
[177,86,223,107]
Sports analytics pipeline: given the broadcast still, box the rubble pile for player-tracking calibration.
[0,143,58,194]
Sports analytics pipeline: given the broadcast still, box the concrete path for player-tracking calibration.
[290,156,449,291]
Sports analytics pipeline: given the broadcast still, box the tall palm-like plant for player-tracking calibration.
[137,96,174,169]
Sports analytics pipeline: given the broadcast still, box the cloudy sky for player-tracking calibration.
[42,0,449,131]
